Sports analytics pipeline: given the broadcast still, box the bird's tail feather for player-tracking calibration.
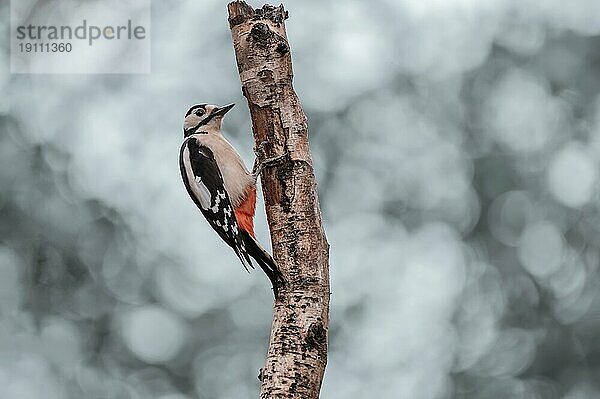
[234,246,254,273]
[240,230,285,297]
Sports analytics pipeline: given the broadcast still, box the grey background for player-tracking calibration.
[2,0,600,398]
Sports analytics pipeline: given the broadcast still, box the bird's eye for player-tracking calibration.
[195,109,206,117]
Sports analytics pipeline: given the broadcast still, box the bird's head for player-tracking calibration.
[183,103,235,137]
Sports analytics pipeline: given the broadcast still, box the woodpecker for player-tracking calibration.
[179,103,284,296]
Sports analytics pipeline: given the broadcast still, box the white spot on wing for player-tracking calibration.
[183,145,211,210]
[211,191,223,213]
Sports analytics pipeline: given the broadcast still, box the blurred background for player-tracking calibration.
[2,0,600,398]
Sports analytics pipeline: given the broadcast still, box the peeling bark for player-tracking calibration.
[227,2,330,398]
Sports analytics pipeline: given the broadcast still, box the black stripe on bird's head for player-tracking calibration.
[183,103,235,137]
[185,103,208,117]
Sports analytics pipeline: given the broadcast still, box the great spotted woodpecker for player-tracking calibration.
[179,103,284,296]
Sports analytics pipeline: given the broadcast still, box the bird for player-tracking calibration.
[179,103,285,297]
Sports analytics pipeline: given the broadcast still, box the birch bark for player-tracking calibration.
[227,2,330,398]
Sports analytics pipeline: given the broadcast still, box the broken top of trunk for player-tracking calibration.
[228,2,288,28]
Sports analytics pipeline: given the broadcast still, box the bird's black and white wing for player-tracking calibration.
[179,137,253,270]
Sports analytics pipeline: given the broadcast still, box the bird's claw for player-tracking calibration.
[252,141,287,179]
[253,140,269,159]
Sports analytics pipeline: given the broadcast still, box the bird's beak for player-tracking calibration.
[214,103,235,117]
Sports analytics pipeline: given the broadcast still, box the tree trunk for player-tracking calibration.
[227,2,330,398]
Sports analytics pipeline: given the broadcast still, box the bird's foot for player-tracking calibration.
[253,140,269,159]
[252,141,287,179]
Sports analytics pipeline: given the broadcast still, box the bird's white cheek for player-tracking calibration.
[183,115,201,131]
